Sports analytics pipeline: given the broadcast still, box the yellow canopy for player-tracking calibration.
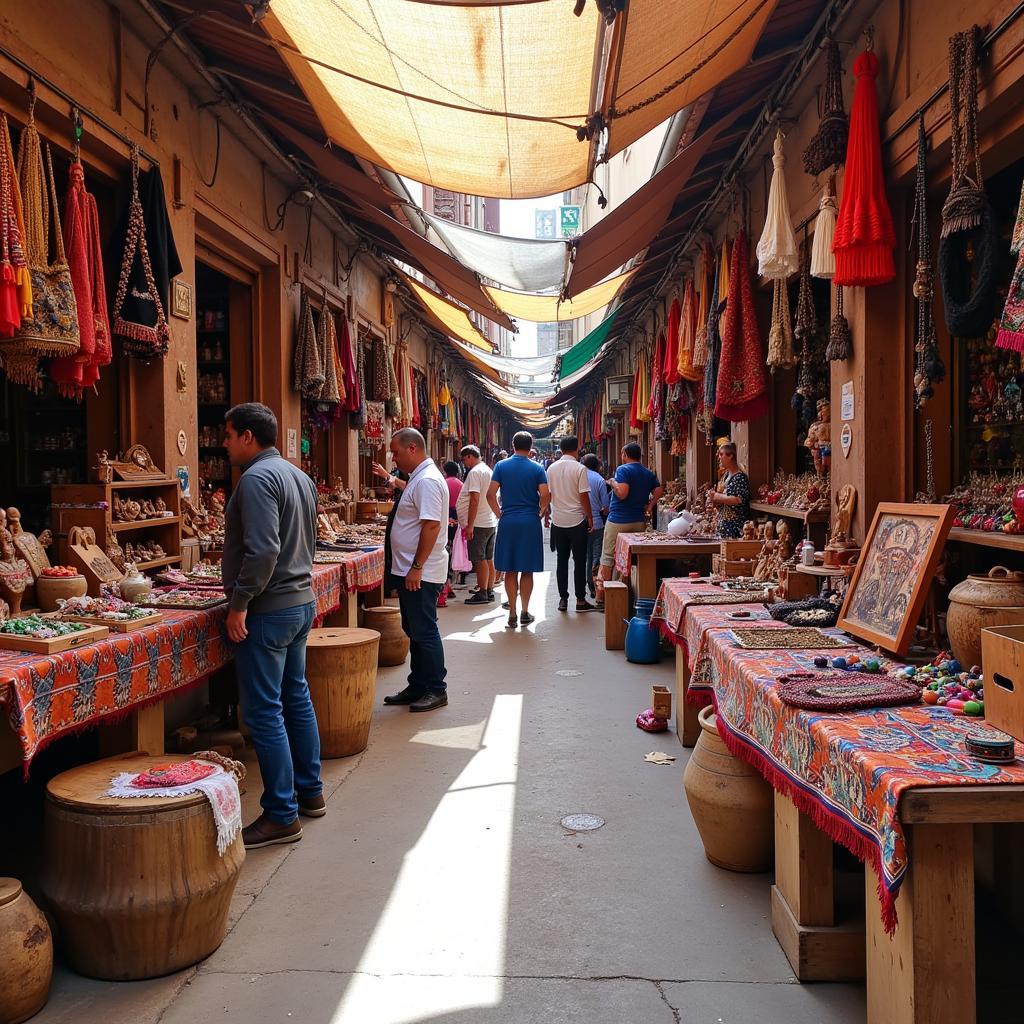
[483,271,633,324]
[399,271,494,352]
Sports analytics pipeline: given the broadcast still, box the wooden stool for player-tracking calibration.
[40,754,244,981]
[604,581,628,650]
[363,606,409,666]
[307,627,380,757]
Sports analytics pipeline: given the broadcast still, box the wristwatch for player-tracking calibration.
[412,560,423,570]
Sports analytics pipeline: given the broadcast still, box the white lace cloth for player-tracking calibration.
[107,765,242,855]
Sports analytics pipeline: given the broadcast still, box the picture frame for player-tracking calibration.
[606,374,633,409]
[837,502,954,655]
[172,278,193,320]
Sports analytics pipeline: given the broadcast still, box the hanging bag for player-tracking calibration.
[4,108,80,388]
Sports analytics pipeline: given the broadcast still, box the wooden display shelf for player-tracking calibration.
[947,527,1024,552]
[750,501,829,522]
[795,564,854,578]
[111,516,181,533]
[108,478,179,491]
[135,555,182,571]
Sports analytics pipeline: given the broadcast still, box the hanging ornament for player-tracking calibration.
[832,47,896,287]
[826,284,852,362]
[938,25,998,338]
[792,243,819,425]
[757,128,798,280]
[766,278,795,371]
[803,40,848,177]
[911,115,945,404]
[810,173,838,279]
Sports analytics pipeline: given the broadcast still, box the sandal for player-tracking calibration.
[520,612,535,626]
[506,614,518,629]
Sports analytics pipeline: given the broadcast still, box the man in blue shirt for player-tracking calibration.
[596,443,664,602]
[582,454,609,599]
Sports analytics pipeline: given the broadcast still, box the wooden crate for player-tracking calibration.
[721,539,763,560]
[981,625,1024,741]
[713,554,758,578]
[0,623,110,654]
[63,612,163,633]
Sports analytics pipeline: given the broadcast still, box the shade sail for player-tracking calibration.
[398,270,493,351]
[557,310,619,380]
[484,270,632,323]
[448,341,557,377]
[607,0,778,157]
[566,95,758,298]
[424,213,570,292]
[261,0,600,199]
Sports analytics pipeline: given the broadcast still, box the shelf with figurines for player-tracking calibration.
[916,469,1024,551]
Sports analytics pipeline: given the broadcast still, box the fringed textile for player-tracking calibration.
[756,129,798,280]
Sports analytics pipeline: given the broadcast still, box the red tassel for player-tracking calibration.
[996,328,1024,353]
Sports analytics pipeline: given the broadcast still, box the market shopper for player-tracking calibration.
[383,428,450,712]
[582,453,609,598]
[710,441,750,538]
[457,444,498,605]
[221,402,322,849]
[439,461,463,606]
[488,431,550,628]
[545,436,596,612]
[596,443,664,600]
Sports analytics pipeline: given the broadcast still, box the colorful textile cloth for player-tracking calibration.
[651,578,764,637]
[612,532,717,579]
[997,180,1024,352]
[339,547,385,593]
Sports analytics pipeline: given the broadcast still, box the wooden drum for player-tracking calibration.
[362,606,409,666]
[40,755,244,981]
[307,627,380,758]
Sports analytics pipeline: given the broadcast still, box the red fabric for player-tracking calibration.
[629,362,642,429]
[714,230,769,422]
[339,317,360,412]
[647,331,665,420]
[832,51,895,287]
[664,299,680,386]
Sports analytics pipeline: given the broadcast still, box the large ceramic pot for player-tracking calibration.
[362,606,409,666]
[947,566,1024,670]
[0,878,52,1024]
[683,705,773,872]
[34,573,87,612]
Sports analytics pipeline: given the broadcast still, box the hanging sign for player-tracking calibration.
[287,428,298,459]
[841,380,854,421]
[840,422,853,458]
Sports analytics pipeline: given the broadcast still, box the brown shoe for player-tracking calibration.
[298,793,327,818]
[242,813,303,849]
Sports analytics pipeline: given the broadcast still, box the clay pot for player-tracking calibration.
[363,605,409,666]
[683,706,773,872]
[118,569,152,603]
[34,574,87,612]
[947,566,1024,670]
[0,878,52,1023]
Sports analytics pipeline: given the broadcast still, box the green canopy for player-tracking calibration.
[557,310,619,381]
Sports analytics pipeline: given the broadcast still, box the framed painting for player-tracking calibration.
[837,503,953,655]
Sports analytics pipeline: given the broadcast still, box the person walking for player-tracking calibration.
[488,431,550,628]
[545,436,596,613]
[221,402,322,849]
[439,461,463,606]
[596,442,664,599]
[457,444,497,605]
[582,453,609,598]
[710,441,751,538]
[383,428,450,712]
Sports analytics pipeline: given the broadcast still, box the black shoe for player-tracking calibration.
[557,597,569,612]
[410,692,448,712]
[520,612,535,626]
[576,600,597,613]
[502,600,510,610]
[506,613,518,629]
[465,591,492,605]
[487,590,496,601]
[384,686,425,706]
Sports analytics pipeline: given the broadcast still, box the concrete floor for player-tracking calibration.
[33,555,866,1024]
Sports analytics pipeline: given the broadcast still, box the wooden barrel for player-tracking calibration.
[362,606,409,666]
[40,755,244,981]
[307,627,379,758]
[0,878,51,1023]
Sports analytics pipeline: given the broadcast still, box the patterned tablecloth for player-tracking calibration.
[613,532,719,578]
[1,562,354,773]
[651,577,767,637]
[339,547,385,593]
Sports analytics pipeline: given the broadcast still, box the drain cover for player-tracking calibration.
[561,813,605,831]
[556,669,583,677]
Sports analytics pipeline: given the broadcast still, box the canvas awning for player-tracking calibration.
[398,270,493,352]
[483,270,632,323]
[557,309,620,380]
[447,342,557,378]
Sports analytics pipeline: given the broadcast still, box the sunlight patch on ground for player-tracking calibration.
[331,695,523,1024]
[408,718,487,750]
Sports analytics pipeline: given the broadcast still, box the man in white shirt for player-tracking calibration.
[383,428,449,712]
[457,445,498,605]
[544,435,596,613]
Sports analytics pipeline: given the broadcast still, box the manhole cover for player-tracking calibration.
[556,669,583,677]
[561,813,605,831]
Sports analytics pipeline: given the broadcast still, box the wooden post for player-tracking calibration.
[604,581,628,650]
[674,644,699,747]
[98,703,166,758]
[324,589,359,628]
[865,823,975,1024]
[634,553,658,600]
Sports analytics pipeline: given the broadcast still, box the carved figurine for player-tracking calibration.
[140,499,157,518]
[94,449,113,484]
[154,497,167,514]
[776,520,793,562]
[0,511,31,616]
[753,521,778,582]
[741,521,757,541]
[804,399,832,476]
[105,528,126,573]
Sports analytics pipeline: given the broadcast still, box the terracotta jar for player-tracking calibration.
[683,705,773,872]
[35,573,87,612]
[363,606,409,666]
[947,566,1024,670]
[0,878,52,1024]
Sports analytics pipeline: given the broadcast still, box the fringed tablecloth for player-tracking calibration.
[613,532,719,578]
[651,577,766,638]
[340,546,385,593]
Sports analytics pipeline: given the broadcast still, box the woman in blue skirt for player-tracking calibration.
[487,431,550,628]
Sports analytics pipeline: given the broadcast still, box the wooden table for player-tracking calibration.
[616,535,721,599]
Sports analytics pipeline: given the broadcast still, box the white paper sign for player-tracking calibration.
[286,428,298,459]
[840,422,852,458]
[841,381,854,421]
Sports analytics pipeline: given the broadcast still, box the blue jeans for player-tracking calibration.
[395,579,447,695]
[233,601,321,824]
[587,527,605,589]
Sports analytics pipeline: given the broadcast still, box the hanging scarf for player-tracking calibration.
[692,245,712,369]
[715,229,769,422]
[803,40,848,177]
[293,292,322,396]
[0,115,29,337]
[636,348,651,423]
[939,26,997,338]
[353,342,367,428]
[766,278,795,371]
[629,354,643,429]
[339,316,360,412]
[832,49,895,287]
[699,253,723,438]
[678,280,702,382]
[663,296,680,386]
[385,343,401,419]
[757,129,798,280]
[371,336,391,401]
[911,115,946,399]
[719,238,731,302]
[111,155,181,357]
[810,174,838,279]
[316,302,342,405]
[647,332,665,423]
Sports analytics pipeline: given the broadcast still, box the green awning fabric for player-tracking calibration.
[557,311,619,381]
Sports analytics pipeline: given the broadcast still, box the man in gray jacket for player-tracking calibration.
[222,403,323,849]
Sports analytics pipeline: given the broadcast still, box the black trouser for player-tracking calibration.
[551,519,589,600]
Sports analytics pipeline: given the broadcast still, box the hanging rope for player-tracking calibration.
[766,278,795,371]
[803,40,848,177]
[826,284,851,361]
